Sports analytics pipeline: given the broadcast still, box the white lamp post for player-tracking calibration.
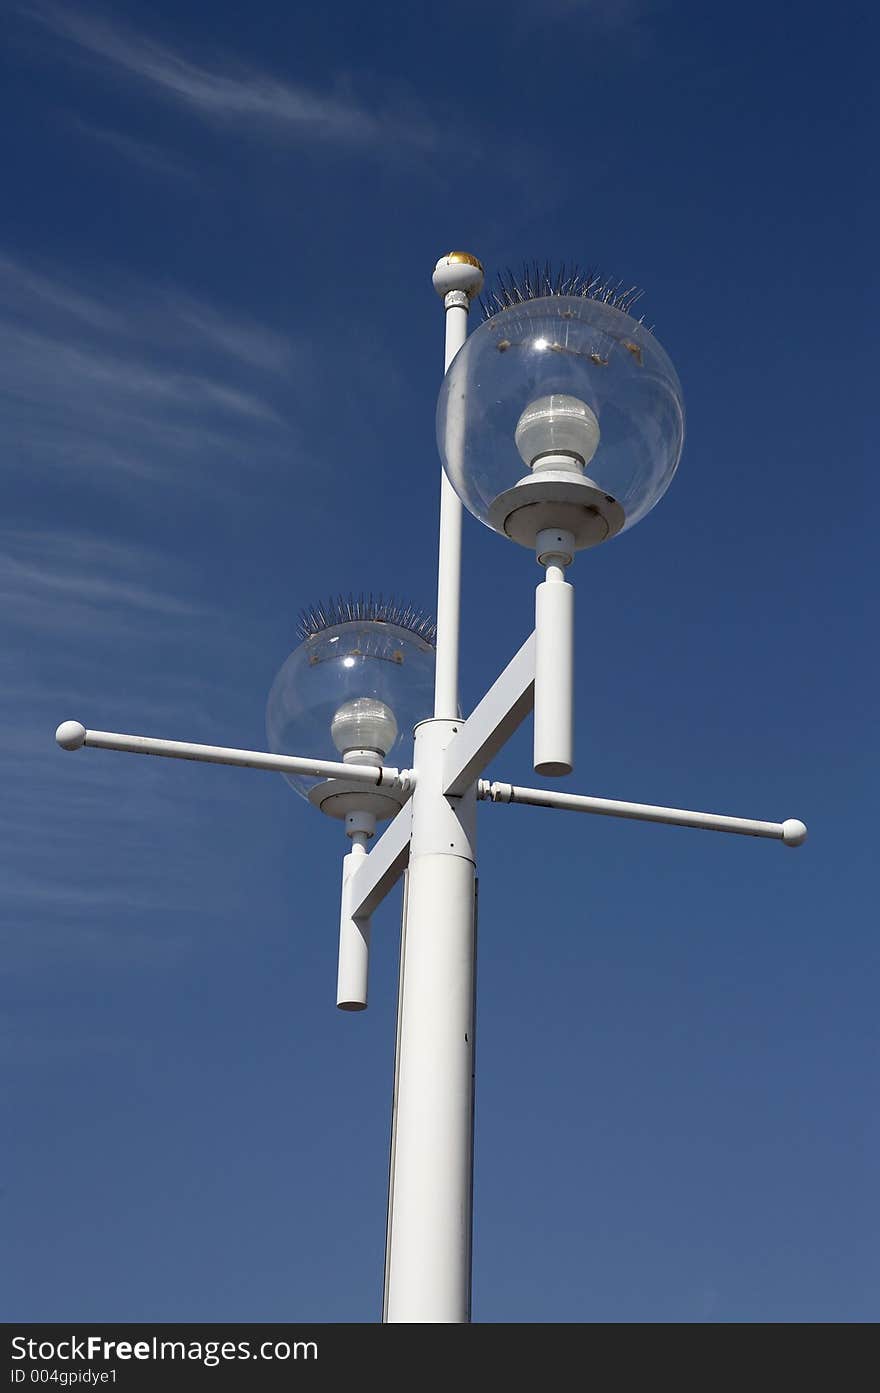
[55,252,806,1324]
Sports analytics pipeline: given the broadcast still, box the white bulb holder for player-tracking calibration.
[491,393,622,551]
[307,778,406,822]
[487,472,625,552]
[317,699,404,821]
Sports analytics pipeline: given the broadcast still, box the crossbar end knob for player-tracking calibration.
[782,818,808,848]
[56,721,86,751]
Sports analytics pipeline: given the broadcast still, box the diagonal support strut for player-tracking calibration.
[347,803,414,919]
[441,632,536,797]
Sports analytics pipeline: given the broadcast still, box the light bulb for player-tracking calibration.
[330,697,398,760]
[515,394,600,472]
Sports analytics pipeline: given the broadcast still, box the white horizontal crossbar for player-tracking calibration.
[479,780,807,846]
[55,722,412,793]
[347,803,413,920]
[442,632,536,797]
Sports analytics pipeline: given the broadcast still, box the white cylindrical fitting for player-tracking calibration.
[433,253,482,723]
[433,300,470,721]
[384,850,476,1321]
[534,576,574,777]
[337,847,371,1011]
[384,717,477,1323]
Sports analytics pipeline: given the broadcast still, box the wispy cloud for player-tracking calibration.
[0,250,294,488]
[0,521,259,937]
[0,252,119,331]
[25,3,441,153]
[0,529,203,635]
[164,298,293,375]
[0,251,292,374]
[2,322,280,422]
[68,117,196,182]
[3,870,188,911]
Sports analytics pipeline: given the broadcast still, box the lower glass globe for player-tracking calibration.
[266,616,435,803]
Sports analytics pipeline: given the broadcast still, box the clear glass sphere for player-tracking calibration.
[266,620,435,800]
[436,296,685,539]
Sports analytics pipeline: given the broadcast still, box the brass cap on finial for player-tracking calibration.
[433,252,485,300]
[446,251,484,271]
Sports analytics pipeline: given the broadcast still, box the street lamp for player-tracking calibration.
[55,251,807,1324]
[436,277,684,776]
[266,598,436,1010]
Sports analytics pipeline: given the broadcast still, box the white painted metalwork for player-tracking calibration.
[55,723,411,791]
[55,248,807,1327]
[479,780,808,846]
[383,717,477,1322]
[347,803,413,920]
[441,631,536,798]
[534,535,575,776]
[382,256,483,1322]
[337,842,371,1011]
[431,254,484,721]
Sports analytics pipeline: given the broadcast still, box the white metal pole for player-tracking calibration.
[432,254,483,721]
[384,718,477,1321]
[382,867,409,1323]
[383,254,484,1322]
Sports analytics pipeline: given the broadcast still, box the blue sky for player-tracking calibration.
[1,0,876,1322]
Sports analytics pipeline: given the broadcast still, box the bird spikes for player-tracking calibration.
[296,595,437,647]
[481,262,648,325]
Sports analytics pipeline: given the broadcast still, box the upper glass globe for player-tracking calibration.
[266,613,435,802]
[436,295,685,544]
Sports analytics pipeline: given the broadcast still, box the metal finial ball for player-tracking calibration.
[433,252,484,300]
[56,721,86,750]
[446,251,483,270]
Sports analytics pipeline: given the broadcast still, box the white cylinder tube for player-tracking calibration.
[534,577,575,777]
[337,847,371,1011]
[480,781,806,844]
[384,717,477,1323]
[62,726,408,789]
[384,851,476,1320]
[433,299,470,721]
